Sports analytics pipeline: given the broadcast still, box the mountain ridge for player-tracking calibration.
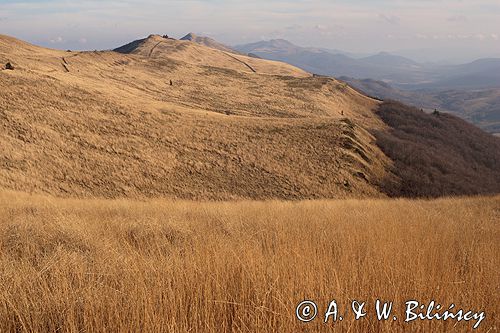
[1,33,391,200]
[1,34,499,199]
[114,34,309,77]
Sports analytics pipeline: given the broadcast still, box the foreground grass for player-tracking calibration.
[0,191,498,332]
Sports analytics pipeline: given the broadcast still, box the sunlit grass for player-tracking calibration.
[0,191,498,332]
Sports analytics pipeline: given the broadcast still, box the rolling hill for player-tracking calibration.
[0,34,389,199]
[1,33,499,199]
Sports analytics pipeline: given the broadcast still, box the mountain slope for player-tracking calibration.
[0,34,390,200]
[1,34,499,199]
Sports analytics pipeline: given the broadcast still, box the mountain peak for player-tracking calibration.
[145,34,164,41]
[269,38,292,43]
[360,52,418,67]
[180,32,197,41]
[267,39,297,47]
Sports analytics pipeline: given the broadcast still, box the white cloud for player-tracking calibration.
[49,36,63,43]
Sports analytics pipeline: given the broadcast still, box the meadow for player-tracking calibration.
[0,191,498,332]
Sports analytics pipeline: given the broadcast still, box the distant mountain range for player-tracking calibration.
[235,39,500,134]
[234,39,500,90]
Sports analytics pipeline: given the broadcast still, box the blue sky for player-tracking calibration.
[1,0,499,62]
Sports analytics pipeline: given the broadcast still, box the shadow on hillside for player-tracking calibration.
[373,101,500,197]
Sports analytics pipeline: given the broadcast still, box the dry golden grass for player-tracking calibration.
[0,190,498,332]
[0,34,388,200]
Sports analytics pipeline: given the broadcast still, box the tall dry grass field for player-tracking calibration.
[0,191,498,332]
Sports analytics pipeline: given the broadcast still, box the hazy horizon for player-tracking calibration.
[1,0,499,63]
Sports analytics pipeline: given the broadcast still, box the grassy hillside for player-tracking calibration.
[0,34,391,200]
[1,34,499,200]
[0,191,498,332]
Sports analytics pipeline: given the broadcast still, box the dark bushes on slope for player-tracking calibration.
[373,100,500,197]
